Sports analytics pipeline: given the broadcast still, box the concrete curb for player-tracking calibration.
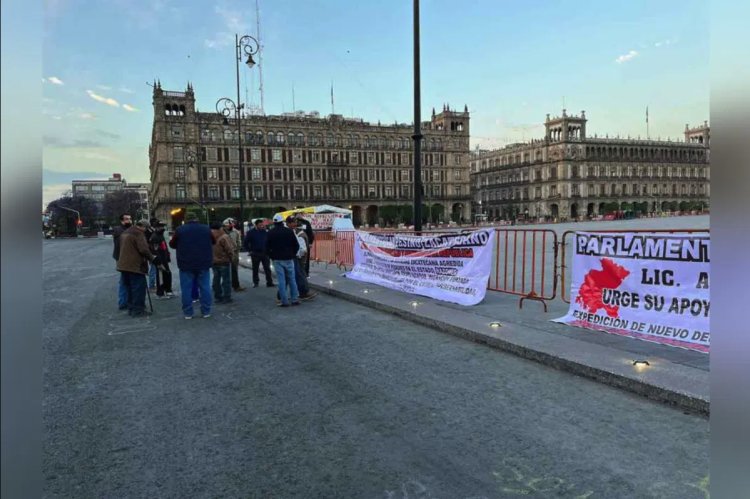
[308,278,709,417]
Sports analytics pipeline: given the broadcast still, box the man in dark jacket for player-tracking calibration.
[169,213,215,319]
[112,212,132,310]
[266,214,300,307]
[243,219,274,288]
[117,219,158,317]
[149,223,173,299]
[210,221,235,304]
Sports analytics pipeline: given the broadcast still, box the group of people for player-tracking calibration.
[112,211,317,318]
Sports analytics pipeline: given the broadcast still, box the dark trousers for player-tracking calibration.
[121,271,147,315]
[304,246,311,276]
[231,258,241,289]
[294,258,309,295]
[251,252,273,285]
[212,264,232,302]
[156,264,172,296]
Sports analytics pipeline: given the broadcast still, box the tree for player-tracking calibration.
[47,195,100,234]
[101,190,144,225]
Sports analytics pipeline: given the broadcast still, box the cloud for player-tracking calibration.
[205,4,250,49]
[119,87,135,94]
[47,76,64,85]
[615,50,639,64]
[97,84,112,90]
[78,151,118,162]
[43,183,74,208]
[79,112,96,120]
[44,136,107,148]
[655,38,678,48]
[86,89,120,107]
[122,104,139,112]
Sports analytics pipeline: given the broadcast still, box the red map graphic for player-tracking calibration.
[575,258,630,317]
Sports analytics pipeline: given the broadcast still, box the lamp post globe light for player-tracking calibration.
[215,34,260,236]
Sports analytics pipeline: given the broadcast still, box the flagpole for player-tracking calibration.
[646,106,649,140]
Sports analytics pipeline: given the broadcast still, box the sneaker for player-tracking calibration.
[118,305,128,311]
[277,302,290,307]
[291,301,301,306]
[131,311,152,317]
[184,315,193,320]
[253,283,259,288]
[165,292,175,298]
[202,314,211,318]
[192,299,199,303]
[300,292,317,301]
[234,287,246,292]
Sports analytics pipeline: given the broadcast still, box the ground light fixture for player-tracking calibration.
[489,321,502,328]
[632,359,651,371]
[327,280,334,285]
[363,289,370,294]
[410,301,419,308]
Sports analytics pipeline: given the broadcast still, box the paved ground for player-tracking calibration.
[44,238,709,498]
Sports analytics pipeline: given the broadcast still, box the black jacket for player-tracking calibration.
[266,223,300,261]
[112,224,127,260]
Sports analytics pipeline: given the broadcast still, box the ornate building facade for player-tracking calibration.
[148,83,472,226]
[470,110,710,221]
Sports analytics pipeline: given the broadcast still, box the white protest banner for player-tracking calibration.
[346,229,495,306]
[308,213,346,230]
[552,231,710,353]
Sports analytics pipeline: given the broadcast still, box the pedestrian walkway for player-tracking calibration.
[304,261,709,415]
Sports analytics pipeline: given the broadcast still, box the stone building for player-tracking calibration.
[148,82,472,226]
[72,173,151,218]
[470,110,710,221]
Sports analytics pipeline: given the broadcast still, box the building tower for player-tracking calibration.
[544,109,587,142]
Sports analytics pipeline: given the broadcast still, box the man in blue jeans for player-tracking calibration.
[112,212,133,310]
[169,212,215,318]
[266,214,300,307]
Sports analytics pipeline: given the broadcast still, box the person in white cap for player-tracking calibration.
[265,214,300,307]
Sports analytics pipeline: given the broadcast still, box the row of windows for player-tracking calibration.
[175,184,463,201]
[476,146,707,169]
[483,183,707,201]
[186,127,460,150]
[175,165,464,184]
[173,145,463,167]
[479,164,709,186]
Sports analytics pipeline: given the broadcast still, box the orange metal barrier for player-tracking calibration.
[334,231,356,270]
[489,229,558,311]
[559,229,710,303]
[309,231,336,265]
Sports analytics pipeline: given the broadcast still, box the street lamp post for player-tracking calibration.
[412,0,423,232]
[185,147,207,222]
[216,34,259,237]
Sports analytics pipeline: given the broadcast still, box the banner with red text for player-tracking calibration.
[347,229,495,306]
[553,231,710,353]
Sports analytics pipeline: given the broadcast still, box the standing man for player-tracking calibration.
[147,218,159,290]
[169,212,214,319]
[266,214,300,307]
[224,218,245,292]
[112,212,132,311]
[211,221,235,304]
[287,216,317,301]
[295,214,315,276]
[117,220,158,317]
[150,222,174,299]
[243,219,274,288]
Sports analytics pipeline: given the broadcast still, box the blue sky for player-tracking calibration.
[42,0,709,206]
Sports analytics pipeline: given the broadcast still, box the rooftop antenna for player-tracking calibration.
[255,0,265,115]
[330,81,335,116]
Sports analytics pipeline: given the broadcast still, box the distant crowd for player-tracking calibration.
[112,212,317,318]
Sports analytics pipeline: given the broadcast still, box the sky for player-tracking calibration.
[41,0,709,207]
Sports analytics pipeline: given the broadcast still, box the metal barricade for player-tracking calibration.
[310,231,336,265]
[489,229,558,311]
[559,228,710,303]
[334,231,356,270]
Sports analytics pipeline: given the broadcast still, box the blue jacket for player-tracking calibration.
[243,227,268,254]
[169,221,214,271]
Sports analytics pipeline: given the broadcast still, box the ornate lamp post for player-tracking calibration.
[216,34,260,236]
[412,0,423,232]
[185,147,207,222]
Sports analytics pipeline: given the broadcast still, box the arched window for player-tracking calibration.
[224,129,233,141]
[267,132,275,145]
[379,137,385,148]
[179,105,186,116]
[288,132,295,145]
[297,133,305,146]
[164,104,171,116]
[256,131,264,144]
[276,132,284,144]
[352,135,360,147]
[326,133,334,147]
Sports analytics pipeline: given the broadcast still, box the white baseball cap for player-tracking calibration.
[272,214,284,223]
